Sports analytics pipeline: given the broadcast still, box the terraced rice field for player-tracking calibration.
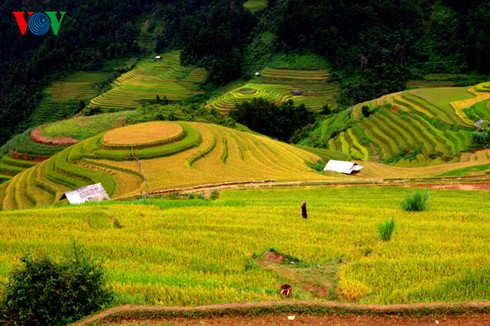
[208,67,338,113]
[29,71,113,126]
[88,51,206,111]
[0,155,37,182]
[0,187,488,306]
[323,86,485,166]
[0,121,332,210]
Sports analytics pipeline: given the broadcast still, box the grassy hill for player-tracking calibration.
[301,84,490,166]
[87,51,206,111]
[0,121,334,210]
[207,67,339,114]
[0,186,487,306]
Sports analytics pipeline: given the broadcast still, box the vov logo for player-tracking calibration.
[12,11,66,36]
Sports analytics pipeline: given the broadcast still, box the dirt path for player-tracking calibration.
[118,176,490,201]
[72,301,490,326]
[104,313,490,325]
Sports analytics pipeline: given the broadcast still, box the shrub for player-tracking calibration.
[2,244,112,325]
[401,190,430,212]
[377,217,395,241]
[209,189,219,200]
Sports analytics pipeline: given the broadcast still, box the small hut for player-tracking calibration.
[474,119,485,130]
[255,72,261,78]
[323,160,363,175]
[59,183,110,204]
[291,90,301,95]
[154,55,162,61]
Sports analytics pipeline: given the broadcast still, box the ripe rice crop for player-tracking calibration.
[102,121,183,148]
[0,186,487,306]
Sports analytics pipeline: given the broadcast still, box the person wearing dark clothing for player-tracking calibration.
[301,201,307,219]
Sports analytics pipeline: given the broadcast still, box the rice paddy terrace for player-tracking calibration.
[207,67,339,114]
[0,121,334,210]
[0,112,134,183]
[87,51,206,111]
[29,71,114,127]
[310,83,490,167]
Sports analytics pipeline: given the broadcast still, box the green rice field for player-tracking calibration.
[88,51,206,111]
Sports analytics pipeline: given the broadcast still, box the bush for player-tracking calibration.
[2,244,112,325]
[377,217,395,241]
[209,189,219,200]
[401,190,430,212]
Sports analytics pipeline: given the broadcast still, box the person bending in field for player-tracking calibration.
[301,201,307,219]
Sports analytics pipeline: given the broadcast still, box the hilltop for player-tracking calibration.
[0,121,336,210]
[300,83,490,167]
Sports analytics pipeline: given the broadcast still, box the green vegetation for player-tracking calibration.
[243,0,267,13]
[230,98,317,142]
[1,128,66,159]
[40,111,135,141]
[401,190,430,212]
[27,71,116,128]
[267,53,330,70]
[439,163,490,177]
[208,67,338,113]
[299,86,482,166]
[0,186,487,306]
[2,245,112,325]
[464,99,490,122]
[87,51,206,111]
[377,218,395,241]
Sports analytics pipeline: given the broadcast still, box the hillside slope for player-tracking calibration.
[208,67,338,114]
[301,84,490,166]
[0,121,331,210]
[87,51,206,111]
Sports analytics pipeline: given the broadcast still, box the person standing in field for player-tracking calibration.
[301,201,307,219]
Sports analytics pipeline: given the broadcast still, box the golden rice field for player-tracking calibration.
[207,67,338,113]
[88,51,206,111]
[102,121,183,148]
[0,186,488,306]
[3,119,490,211]
[0,122,334,210]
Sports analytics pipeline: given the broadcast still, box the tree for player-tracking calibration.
[230,98,317,142]
[2,244,112,325]
[361,105,371,118]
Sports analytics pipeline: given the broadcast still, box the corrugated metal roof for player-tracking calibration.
[323,160,363,174]
[59,183,110,204]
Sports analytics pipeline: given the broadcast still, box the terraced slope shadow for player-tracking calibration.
[254,249,344,301]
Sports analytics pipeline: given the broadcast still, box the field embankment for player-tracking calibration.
[73,301,490,325]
